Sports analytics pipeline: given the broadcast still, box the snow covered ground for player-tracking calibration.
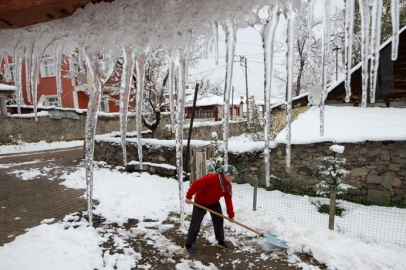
[1,159,406,270]
[275,106,406,144]
[0,140,83,155]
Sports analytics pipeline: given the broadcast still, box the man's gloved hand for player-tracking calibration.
[185,198,192,204]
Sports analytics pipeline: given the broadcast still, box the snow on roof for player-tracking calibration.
[275,106,406,144]
[185,93,242,108]
[0,84,16,91]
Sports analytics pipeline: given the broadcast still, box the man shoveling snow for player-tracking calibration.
[184,165,238,255]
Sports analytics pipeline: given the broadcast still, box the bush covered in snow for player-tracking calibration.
[317,145,353,196]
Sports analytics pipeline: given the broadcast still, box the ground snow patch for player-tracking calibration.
[60,167,186,223]
[0,222,104,270]
[0,140,83,155]
[8,169,45,180]
[176,259,218,270]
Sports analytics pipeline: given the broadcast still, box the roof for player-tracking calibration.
[185,93,243,108]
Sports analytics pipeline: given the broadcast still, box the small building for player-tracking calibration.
[185,93,244,121]
[326,25,406,106]
[0,84,15,116]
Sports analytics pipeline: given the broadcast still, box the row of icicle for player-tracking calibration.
[0,0,400,225]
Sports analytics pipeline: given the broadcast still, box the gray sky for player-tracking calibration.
[189,0,344,102]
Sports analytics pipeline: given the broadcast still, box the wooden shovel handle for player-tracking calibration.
[190,201,264,237]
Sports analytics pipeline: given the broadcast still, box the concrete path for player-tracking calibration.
[0,147,86,246]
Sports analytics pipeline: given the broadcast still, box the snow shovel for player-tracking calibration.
[190,201,288,249]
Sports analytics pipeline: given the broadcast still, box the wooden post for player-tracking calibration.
[329,185,337,230]
[185,83,199,172]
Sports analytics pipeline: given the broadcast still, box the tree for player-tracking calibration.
[206,132,225,173]
[0,72,4,83]
[317,145,352,230]
[242,99,264,141]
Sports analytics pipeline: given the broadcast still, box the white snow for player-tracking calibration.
[275,106,406,144]
[8,169,45,181]
[8,111,49,118]
[185,93,242,108]
[0,221,105,270]
[0,140,83,155]
[0,83,16,91]
[1,165,406,269]
[330,145,345,154]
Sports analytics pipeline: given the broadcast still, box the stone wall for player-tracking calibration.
[0,112,137,144]
[0,110,246,144]
[94,138,406,205]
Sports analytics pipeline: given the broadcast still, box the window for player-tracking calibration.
[7,64,15,82]
[194,108,214,118]
[41,59,56,78]
[99,99,109,112]
[45,96,59,107]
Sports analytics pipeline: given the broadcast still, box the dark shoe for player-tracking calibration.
[216,241,232,250]
[185,244,196,255]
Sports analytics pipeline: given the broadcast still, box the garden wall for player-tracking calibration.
[94,138,406,205]
[0,110,246,144]
[0,112,137,144]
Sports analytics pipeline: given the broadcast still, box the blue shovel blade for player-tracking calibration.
[264,233,288,249]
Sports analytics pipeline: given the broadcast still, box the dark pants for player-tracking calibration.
[186,201,224,245]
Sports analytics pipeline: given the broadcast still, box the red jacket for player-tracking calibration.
[186,173,235,218]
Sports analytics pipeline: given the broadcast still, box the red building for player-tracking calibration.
[0,55,129,113]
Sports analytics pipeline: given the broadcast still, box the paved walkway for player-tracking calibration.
[0,147,87,246]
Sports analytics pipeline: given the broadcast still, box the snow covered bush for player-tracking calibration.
[317,144,352,196]
[206,132,225,173]
[317,145,353,230]
[9,134,24,146]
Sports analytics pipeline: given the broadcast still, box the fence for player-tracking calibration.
[232,165,406,247]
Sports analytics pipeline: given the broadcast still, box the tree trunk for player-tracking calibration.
[329,185,337,230]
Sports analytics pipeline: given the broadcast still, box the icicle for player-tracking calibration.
[83,48,102,226]
[370,0,383,103]
[391,0,400,61]
[24,44,33,103]
[285,3,297,167]
[358,0,370,108]
[168,55,176,133]
[78,41,85,71]
[82,46,117,226]
[307,0,313,60]
[4,56,12,81]
[54,41,64,107]
[344,0,355,102]
[135,50,149,170]
[222,20,237,171]
[174,48,188,230]
[319,0,331,137]
[213,22,219,66]
[14,44,25,115]
[263,5,279,187]
[119,46,135,166]
[31,37,55,120]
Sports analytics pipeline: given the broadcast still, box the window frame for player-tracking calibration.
[45,95,59,107]
[41,58,56,78]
